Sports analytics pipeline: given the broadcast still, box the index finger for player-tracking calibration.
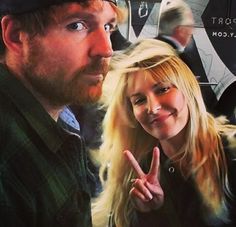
[123,150,145,179]
[148,147,160,180]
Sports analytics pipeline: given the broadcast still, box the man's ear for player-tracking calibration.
[1,15,23,54]
[173,26,188,46]
[173,26,184,39]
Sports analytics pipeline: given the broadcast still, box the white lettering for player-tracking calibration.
[219,18,223,25]
[225,18,232,25]
[212,32,217,37]
[211,17,217,24]
[211,17,236,25]
[212,31,236,38]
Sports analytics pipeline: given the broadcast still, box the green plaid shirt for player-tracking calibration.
[0,65,92,227]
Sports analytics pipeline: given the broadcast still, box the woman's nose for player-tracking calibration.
[147,99,162,114]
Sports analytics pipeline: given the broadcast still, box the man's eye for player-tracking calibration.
[104,23,116,33]
[67,22,87,31]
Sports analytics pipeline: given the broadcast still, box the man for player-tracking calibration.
[156,0,201,81]
[0,0,121,226]
[157,0,194,53]
[156,0,217,112]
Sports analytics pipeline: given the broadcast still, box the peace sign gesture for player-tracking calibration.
[124,147,164,212]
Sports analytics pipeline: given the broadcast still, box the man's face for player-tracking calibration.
[22,1,117,106]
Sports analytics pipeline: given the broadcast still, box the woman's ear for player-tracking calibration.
[1,15,23,54]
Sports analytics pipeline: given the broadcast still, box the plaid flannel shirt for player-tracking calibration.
[0,64,92,227]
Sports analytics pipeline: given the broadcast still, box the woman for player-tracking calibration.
[92,39,236,227]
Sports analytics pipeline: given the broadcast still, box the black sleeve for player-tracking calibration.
[225,141,236,225]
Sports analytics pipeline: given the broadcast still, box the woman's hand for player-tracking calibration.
[124,147,164,212]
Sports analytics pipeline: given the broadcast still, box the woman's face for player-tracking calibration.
[127,70,189,141]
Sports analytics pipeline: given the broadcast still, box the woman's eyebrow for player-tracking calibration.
[130,93,142,99]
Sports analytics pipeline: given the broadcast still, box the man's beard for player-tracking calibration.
[23,54,109,107]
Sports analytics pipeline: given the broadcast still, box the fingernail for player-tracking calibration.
[148,193,153,201]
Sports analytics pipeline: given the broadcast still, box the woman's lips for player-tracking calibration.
[150,113,172,124]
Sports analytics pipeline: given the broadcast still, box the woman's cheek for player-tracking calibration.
[133,107,146,125]
[171,92,186,112]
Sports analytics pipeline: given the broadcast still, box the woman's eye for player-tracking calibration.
[155,86,171,95]
[67,22,87,31]
[159,87,170,93]
[133,97,146,105]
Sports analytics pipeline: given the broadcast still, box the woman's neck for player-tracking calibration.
[159,127,187,159]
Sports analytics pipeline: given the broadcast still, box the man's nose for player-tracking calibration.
[89,28,113,58]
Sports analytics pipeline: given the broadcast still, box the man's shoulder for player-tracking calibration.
[0,91,18,138]
[0,90,45,172]
[155,35,179,50]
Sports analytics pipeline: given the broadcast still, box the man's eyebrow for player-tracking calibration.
[61,12,117,25]
[108,17,118,25]
[62,12,96,21]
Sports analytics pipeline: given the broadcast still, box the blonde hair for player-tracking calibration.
[92,39,236,227]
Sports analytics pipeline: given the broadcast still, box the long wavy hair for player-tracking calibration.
[92,39,236,227]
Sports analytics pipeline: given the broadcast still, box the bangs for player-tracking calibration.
[131,56,183,87]
[149,62,178,86]
[147,56,198,92]
[126,55,199,99]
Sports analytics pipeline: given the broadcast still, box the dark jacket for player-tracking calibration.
[131,134,236,227]
[0,64,92,227]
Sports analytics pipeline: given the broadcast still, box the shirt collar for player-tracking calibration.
[162,35,185,53]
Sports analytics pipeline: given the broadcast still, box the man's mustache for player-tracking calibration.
[80,59,110,76]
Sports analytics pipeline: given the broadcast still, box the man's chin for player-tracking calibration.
[88,86,102,102]
[76,86,102,105]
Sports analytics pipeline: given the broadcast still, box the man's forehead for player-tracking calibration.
[0,0,117,15]
[53,2,117,23]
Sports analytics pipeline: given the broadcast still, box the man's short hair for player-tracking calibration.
[158,0,194,36]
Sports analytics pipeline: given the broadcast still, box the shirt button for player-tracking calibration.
[168,166,175,173]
